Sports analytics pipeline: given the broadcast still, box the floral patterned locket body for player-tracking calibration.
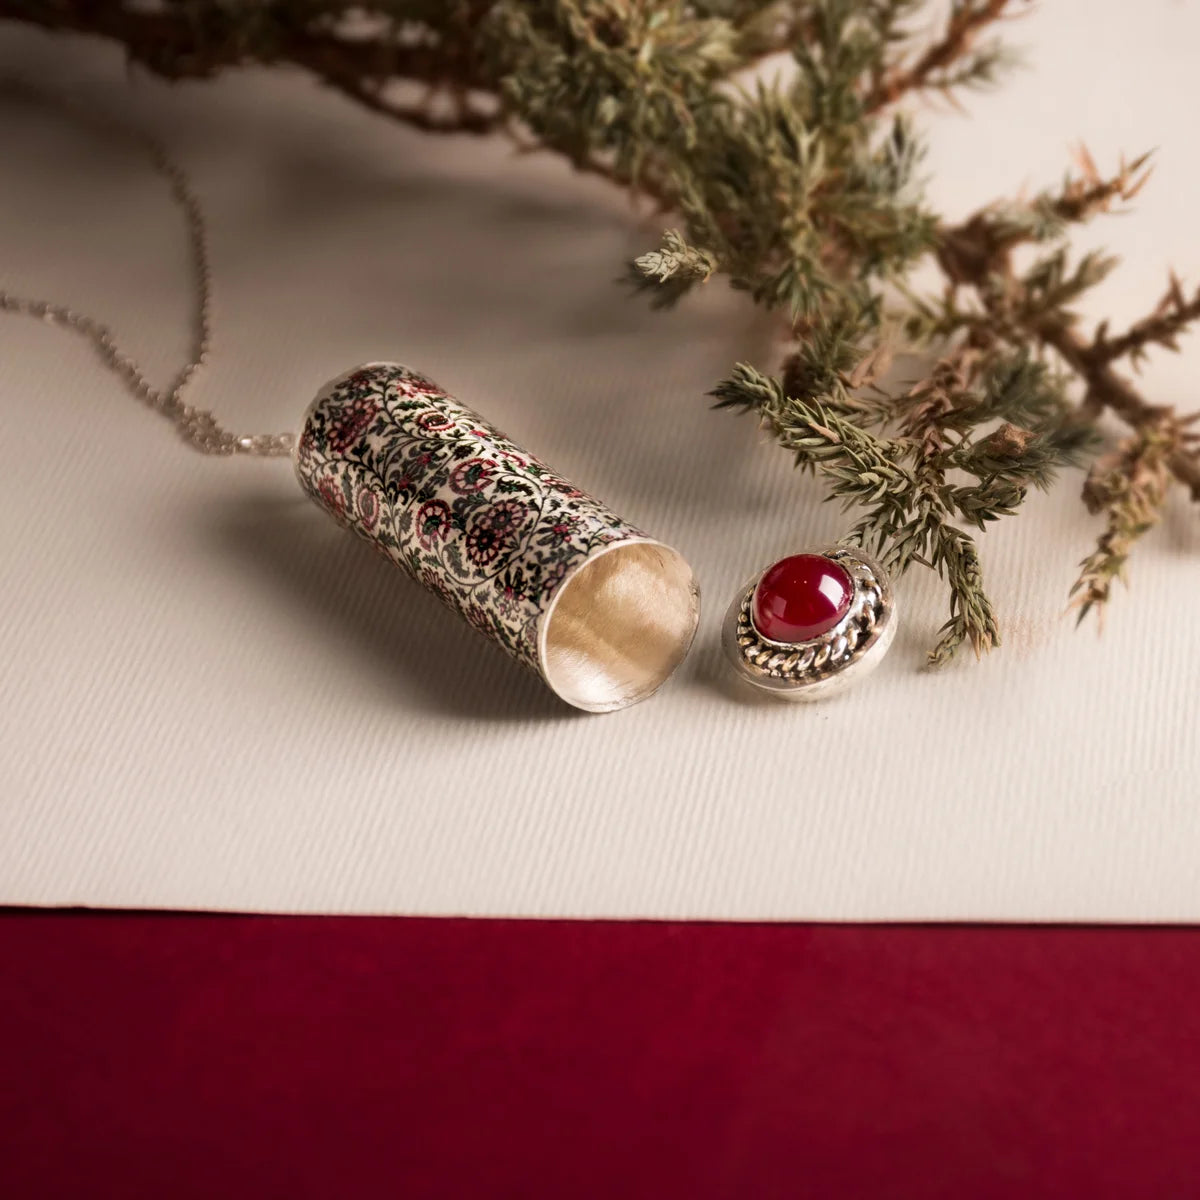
[295,363,699,711]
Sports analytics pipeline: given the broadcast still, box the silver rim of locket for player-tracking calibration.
[721,546,897,701]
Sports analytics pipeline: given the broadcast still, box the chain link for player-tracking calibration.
[0,93,295,458]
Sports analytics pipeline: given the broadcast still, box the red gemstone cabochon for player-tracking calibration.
[752,554,854,644]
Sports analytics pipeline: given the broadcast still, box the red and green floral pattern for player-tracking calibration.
[295,363,641,671]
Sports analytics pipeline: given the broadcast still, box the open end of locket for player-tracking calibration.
[540,540,700,713]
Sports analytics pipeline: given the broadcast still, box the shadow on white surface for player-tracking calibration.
[207,493,572,723]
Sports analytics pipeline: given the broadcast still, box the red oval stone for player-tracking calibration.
[752,554,853,644]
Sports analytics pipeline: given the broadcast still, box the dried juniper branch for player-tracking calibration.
[930,149,1200,600]
[1072,422,1177,625]
[7,0,1199,664]
[1092,275,1200,371]
[865,0,1019,112]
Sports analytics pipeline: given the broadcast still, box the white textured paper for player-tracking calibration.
[2,5,1199,920]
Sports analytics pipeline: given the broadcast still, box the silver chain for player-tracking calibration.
[0,93,295,458]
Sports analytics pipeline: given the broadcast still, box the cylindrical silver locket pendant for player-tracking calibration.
[295,363,700,712]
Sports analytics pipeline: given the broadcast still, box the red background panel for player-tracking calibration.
[1,914,1198,1198]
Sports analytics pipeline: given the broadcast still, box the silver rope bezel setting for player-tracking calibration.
[722,546,897,701]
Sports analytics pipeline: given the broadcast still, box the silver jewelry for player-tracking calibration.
[722,546,897,700]
[1,91,699,712]
[297,364,699,712]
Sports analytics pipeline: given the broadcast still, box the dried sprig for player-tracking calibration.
[1071,421,1178,626]
[712,346,1075,662]
[9,0,1200,663]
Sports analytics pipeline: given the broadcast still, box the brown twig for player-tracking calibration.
[0,0,501,133]
[866,0,1020,112]
[1050,146,1153,224]
[1091,274,1200,367]
[935,157,1200,500]
[1033,315,1200,499]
